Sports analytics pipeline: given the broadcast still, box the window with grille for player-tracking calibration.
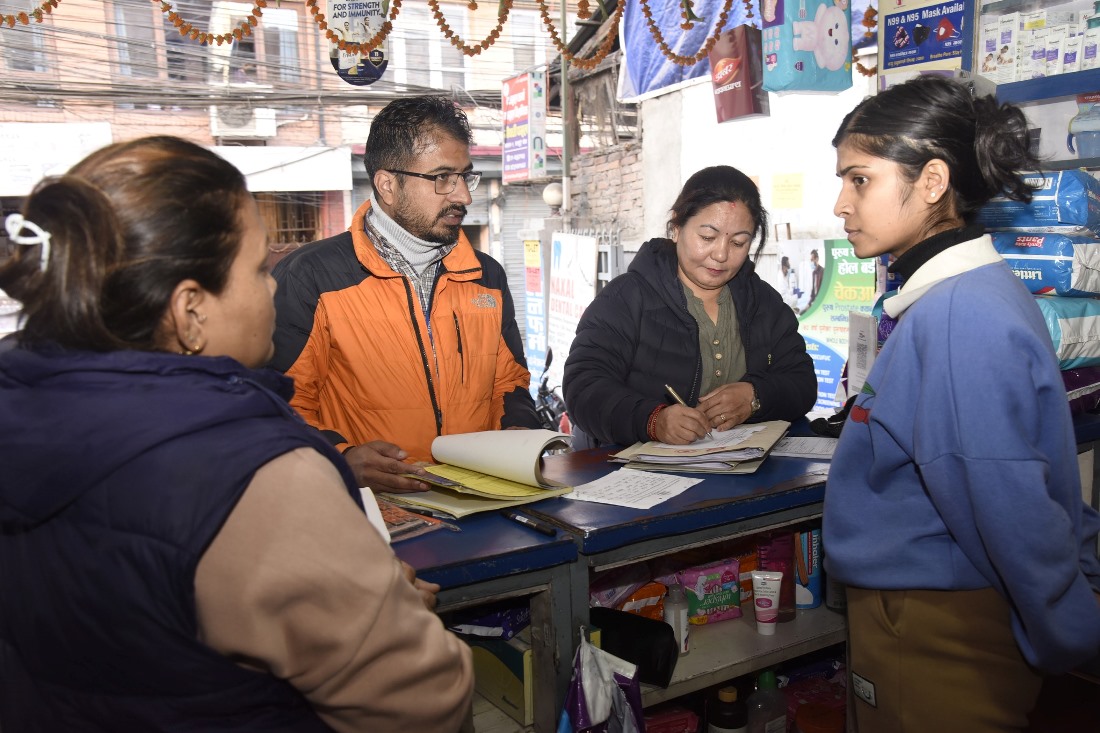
[393,4,467,92]
[264,8,301,84]
[165,1,211,83]
[2,20,48,73]
[255,192,322,255]
[112,3,158,78]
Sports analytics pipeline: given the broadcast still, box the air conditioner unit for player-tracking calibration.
[209,106,277,138]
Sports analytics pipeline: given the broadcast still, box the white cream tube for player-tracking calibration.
[751,570,784,636]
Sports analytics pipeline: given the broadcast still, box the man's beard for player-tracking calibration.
[394,198,467,245]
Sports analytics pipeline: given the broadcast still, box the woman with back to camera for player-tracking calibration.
[563,165,816,448]
[0,136,473,732]
[823,75,1100,731]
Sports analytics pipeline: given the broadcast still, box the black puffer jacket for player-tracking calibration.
[563,238,816,447]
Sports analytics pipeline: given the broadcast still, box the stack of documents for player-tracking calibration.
[610,421,789,474]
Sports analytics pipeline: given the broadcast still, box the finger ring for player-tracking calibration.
[720,414,726,422]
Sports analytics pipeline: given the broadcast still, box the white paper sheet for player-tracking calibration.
[564,468,703,509]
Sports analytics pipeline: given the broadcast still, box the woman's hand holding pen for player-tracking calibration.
[698,382,755,431]
[654,404,710,444]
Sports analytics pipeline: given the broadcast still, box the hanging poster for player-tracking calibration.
[881,0,966,72]
[327,0,389,86]
[771,239,877,412]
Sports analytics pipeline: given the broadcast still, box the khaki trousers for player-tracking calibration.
[846,586,1041,733]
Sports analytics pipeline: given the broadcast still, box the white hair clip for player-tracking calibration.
[5,213,51,272]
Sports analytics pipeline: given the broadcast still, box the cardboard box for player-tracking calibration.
[467,627,601,727]
[468,630,533,727]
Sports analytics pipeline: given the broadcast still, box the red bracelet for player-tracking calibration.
[647,404,667,440]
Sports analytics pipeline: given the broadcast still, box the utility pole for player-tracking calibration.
[560,0,570,229]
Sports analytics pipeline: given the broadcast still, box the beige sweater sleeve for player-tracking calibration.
[195,447,473,733]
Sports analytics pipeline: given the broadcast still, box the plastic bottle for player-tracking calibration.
[663,583,690,655]
[746,670,787,733]
[757,532,796,622]
[708,686,748,733]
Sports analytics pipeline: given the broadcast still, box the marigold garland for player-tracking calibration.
[536,0,624,72]
[639,0,734,66]
[428,0,512,57]
[139,0,270,46]
[1,0,770,79]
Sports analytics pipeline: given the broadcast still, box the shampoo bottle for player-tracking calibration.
[746,670,787,733]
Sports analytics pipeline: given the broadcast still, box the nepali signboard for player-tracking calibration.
[502,70,547,183]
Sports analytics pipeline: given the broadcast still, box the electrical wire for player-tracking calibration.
[0,0,564,115]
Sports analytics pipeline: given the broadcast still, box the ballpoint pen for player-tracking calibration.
[501,510,558,537]
[665,384,713,439]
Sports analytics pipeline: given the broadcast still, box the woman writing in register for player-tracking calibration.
[563,165,816,448]
[0,136,472,732]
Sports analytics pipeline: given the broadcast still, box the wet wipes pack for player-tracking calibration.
[992,231,1100,298]
[977,170,1100,236]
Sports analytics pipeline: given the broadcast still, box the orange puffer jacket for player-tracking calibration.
[272,201,539,462]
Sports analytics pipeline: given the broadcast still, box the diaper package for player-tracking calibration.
[1034,295,1100,370]
[992,231,1100,297]
[761,0,852,93]
[977,170,1100,235]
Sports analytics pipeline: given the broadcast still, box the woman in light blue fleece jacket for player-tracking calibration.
[824,75,1100,732]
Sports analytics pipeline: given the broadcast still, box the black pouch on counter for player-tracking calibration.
[589,606,678,688]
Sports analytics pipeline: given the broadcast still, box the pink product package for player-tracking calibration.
[680,558,742,625]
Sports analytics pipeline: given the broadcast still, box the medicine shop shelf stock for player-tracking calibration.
[535,446,841,710]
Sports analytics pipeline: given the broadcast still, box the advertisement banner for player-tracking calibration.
[523,237,547,394]
[881,1,966,72]
[327,0,389,86]
[708,25,769,123]
[771,239,877,412]
[545,232,598,391]
[502,71,547,183]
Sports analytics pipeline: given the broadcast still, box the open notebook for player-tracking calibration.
[379,429,572,519]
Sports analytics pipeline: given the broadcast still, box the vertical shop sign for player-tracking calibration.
[524,236,547,394]
[502,71,547,183]
[773,239,877,412]
[882,1,966,71]
[327,0,389,86]
[546,232,598,391]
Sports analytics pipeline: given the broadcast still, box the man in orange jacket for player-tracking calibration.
[272,96,540,492]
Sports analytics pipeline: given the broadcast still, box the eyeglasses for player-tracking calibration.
[387,169,482,194]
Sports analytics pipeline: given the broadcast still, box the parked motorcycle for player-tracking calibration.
[535,347,569,433]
